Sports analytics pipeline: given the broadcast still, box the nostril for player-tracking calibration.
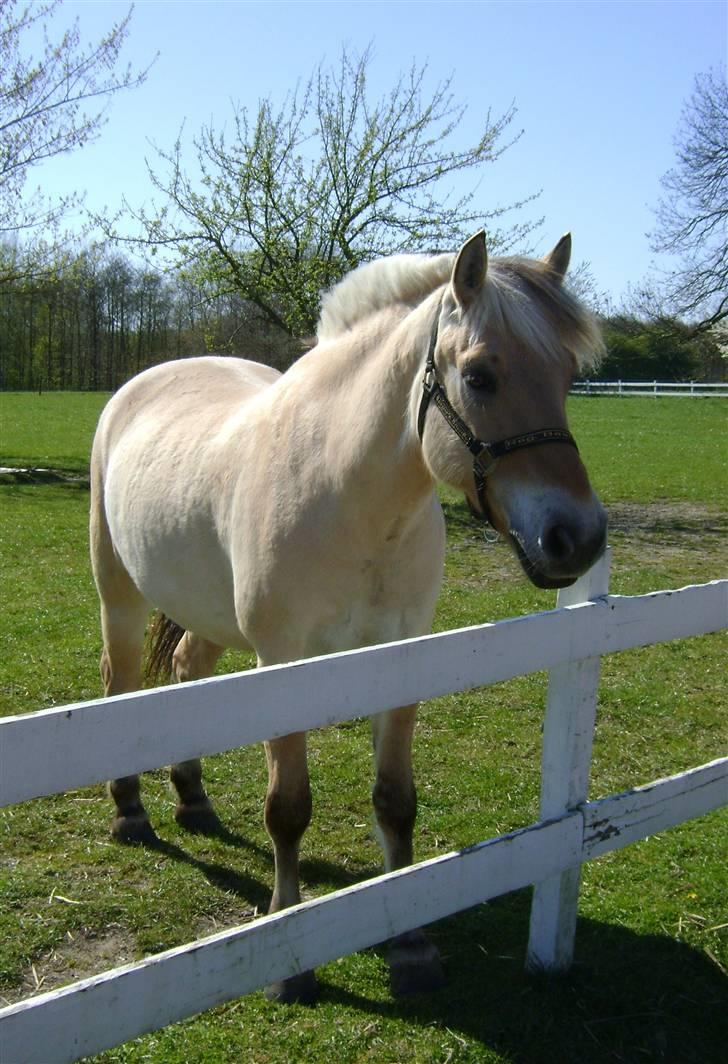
[540,523,575,563]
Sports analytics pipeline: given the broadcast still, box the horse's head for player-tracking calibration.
[418,230,607,589]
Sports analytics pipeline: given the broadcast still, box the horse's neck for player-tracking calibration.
[287,303,437,521]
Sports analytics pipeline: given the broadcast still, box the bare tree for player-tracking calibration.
[122,47,540,337]
[0,0,153,280]
[647,67,728,333]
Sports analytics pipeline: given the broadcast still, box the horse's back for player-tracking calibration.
[92,354,281,508]
[94,356,280,460]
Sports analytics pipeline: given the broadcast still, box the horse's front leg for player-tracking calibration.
[263,730,318,1004]
[372,705,445,994]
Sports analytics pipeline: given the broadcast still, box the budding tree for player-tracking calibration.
[126,47,540,336]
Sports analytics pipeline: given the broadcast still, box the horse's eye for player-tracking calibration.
[463,371,496,394]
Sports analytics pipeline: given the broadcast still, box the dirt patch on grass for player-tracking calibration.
[1,906,261,1007]
[1,926,136,1005]
[606,500,726,539]
[0,466,89,486]
[446,498,726,550]
[606,501,728,569]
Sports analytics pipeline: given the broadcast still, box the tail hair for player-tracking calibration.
[145,613,185,686]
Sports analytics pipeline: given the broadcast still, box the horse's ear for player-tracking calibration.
[452,230,487,308]
[543,233,571,281]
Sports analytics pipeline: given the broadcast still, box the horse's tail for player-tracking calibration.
[145,613,185,686]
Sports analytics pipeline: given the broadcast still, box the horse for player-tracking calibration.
[89,229,607,1003]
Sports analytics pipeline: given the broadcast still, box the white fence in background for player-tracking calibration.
[1,551,726,1063]
[571,380,728,397]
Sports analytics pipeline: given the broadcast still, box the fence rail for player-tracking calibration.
[1,557,726,1063]
[571,379,728,397]
[2,576,725,810]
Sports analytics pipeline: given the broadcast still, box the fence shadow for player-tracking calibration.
[320,891,728,1064]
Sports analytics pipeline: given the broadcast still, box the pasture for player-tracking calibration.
[1,392,726,1063]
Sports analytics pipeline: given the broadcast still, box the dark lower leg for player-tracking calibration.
[265,742,312,911]
[109,774,157,845]
[372,706,444,994]
[372,706,418,873]
[101,631,156,845]
[170,759,221,834]
[169,634,224,833]
[263,732,317,1004]
[372,771,417,871]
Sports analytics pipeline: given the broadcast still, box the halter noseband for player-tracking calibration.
[416,315,579,523]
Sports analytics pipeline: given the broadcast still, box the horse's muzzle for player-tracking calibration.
[508,503,608,589]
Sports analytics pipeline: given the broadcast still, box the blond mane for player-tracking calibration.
[316,249,604,372]
[316,253,454,342]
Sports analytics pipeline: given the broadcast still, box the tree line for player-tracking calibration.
[1,242,723,392]
[0,246,302,391]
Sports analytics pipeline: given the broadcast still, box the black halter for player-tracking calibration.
[416,317,579,523]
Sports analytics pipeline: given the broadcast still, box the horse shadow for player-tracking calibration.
[145,834,272,913]
[318,891,728,1064]
[147,824,381,916]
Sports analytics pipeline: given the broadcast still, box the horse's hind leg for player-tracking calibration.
[97,576,155,844]
[371,705,444,995]
[169,632,225,835]
[91,478,158,844]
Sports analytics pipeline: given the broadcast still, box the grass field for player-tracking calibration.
[1,392,726,1063]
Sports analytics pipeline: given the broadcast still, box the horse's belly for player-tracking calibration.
[232,492,446,663]
[118,531,243,648]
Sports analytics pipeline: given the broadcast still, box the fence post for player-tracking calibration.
[525,548,611,973]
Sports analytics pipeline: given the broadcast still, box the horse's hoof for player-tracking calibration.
[265,970,319,1006]
[111,814,158,846]
[175,801,223,836]
[388,930,445,995]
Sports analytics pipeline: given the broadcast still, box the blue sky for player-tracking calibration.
[30,0,727,306]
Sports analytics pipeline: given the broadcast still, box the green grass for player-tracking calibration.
[566,396,727,506]
[0,392,726,1063]
[0,392,110,474]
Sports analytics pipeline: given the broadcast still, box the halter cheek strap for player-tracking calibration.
[416,319,579,522]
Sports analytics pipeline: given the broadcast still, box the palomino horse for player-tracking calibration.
[90,230,606,1002]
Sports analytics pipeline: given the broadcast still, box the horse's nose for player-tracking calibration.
[539,522,576,566]
[538,511,607,577]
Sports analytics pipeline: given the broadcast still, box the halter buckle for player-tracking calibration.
[473,445,499,479]
[421,360,437,397]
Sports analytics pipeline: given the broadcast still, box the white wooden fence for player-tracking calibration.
[1,551,726,1063]
[571,379,728,397]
